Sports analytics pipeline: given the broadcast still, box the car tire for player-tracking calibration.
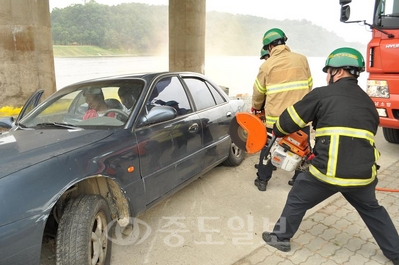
[56,194,112,265]
[382,127,399,144]
[222,142,244,166]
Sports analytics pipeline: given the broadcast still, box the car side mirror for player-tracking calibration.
[138,106,177,126]
[0,117,14,132]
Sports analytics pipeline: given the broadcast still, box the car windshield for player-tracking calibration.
[19,79,145,128]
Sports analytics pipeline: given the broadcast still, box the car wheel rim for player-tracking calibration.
[231,143,241,157]
[91,212,107,265]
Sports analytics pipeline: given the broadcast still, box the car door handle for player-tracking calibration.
[188,123,199,133]
[226,111,232,117]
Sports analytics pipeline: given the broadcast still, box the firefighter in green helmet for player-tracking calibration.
[251,48,270,123]
[260,48,269,60]
[252,27,313,191]
[322,46,365,83]
[262,47,399,265]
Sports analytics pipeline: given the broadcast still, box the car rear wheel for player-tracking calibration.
[382,127,399,144]
[222,142,244,166]
[56,195,112,265]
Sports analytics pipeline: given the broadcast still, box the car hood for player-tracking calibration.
[0,129,113,179]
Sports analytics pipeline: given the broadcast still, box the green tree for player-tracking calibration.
[50,1,365,57]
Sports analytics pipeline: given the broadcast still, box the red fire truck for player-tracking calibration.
[340,0,399,143]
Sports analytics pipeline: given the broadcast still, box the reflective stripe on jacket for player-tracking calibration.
[274,77,380,187]
[252,45,313,128]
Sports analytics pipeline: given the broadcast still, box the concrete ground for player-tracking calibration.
[40,127,398,265]
[109,128,398,265]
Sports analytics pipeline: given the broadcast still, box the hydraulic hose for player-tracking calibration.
[375,187,399,192]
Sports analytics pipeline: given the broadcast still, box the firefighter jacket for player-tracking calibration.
[274,77,380,187]
[252,45,313,128]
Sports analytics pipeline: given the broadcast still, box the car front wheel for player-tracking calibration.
[56,194,112,265]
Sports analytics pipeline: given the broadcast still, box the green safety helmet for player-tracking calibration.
[322,47,365,76]
[262,28,288,47]
[260,48,269,59]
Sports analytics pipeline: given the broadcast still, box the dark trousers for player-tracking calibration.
[272,172,399,260]
[257,126,311,182]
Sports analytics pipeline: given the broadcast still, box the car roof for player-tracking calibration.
[67,71,207,85]
[51,71,216,99]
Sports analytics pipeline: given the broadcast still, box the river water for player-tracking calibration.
[54,56,368,96]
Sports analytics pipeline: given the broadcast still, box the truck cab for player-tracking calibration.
[340,0,399,143]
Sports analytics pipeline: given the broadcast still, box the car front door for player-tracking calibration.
[136,76,203,204]
[14,89,44,125]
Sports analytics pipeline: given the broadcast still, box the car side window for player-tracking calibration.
[183,78,223,111]
[206,81,226,105]
[149,76,192,116]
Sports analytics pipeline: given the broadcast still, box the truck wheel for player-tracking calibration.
[222,142,245,166]
[382,127,399,144]
[56,195,112,265]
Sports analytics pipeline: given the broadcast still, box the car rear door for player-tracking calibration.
[182,77,232,169]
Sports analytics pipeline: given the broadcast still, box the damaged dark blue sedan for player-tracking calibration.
[0,72,245,265]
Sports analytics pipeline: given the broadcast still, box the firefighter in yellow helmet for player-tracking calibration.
[262,47,399,265]
[252,28,313,191]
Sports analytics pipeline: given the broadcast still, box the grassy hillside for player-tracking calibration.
[52,45,139,57]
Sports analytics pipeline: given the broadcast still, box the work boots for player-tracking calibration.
[254,177,267,191]
[288,177,296,186]
[262,232,291,252]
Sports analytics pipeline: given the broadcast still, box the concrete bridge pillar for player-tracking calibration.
[0,0,55,114]
[169,0,206,74]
